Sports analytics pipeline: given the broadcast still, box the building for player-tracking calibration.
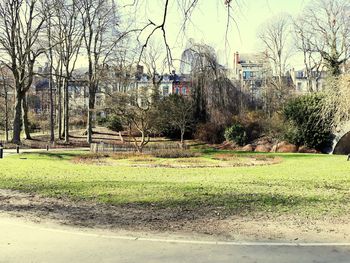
[171,71,191,96]
[233,51,268,99]
[290,68,327,93]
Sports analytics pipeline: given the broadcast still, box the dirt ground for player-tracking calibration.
[2,127,125,149]
[1,189,349,243]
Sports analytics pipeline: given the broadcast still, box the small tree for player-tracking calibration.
[106,88,159,153]
[159,94,194,147]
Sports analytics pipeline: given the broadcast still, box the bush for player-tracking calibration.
[106,116,123,132]
[262,113,298,142]
[224,123,247,146]
[283,93,334,151]
[194,123,224,144]
[232,111,264,142]
[96,116,108,126]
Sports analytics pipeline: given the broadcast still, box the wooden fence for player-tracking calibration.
[90,142,187,153]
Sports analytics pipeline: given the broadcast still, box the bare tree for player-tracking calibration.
[299,0,350,76]
[141,41,167,102]
[258,14,292,84]
[41,0,56,143]
[159,94,194,147]
[258,14,293,113]
[79,0,120,143]
[53,0,83,143]
[0,65,13,142]
[131,0,238,66]
[106,88,158,153]
[0,0,46,144]
[293,18,323,92]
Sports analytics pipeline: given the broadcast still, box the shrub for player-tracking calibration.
[232,111,264,142]
[194,122,224,144]
[106,116,123,132]
[283,93,334,151]
[224,123,247,146]
[97,116,108,126]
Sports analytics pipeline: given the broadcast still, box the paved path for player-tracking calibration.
[0,216,350,263]
[2,147,89,157]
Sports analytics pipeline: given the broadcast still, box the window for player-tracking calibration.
[175,87,179,94]
[182,87,187,95]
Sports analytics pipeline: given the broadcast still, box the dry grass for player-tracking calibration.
[71,153,109,165]
[152,149,199,158]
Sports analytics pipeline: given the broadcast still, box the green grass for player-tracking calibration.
[0,150,350,219]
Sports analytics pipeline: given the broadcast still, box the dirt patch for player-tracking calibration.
[0,189,349,242]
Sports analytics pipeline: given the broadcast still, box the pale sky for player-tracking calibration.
[116,0,310,71]
[70,0,310,71]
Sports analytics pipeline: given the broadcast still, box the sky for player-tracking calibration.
[116,0,310,71]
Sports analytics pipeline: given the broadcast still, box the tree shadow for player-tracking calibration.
[20,152,82,159]
[0,181,328,232]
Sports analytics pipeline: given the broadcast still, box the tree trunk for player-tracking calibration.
[4,79,9,143]
[57,78,63,139]
[12,93,23,144]
[86,90,95,144]
[180,129,185,148]
[48,19,55,143]
[119,131,124,143]
[64,80,69,143]
[49,71,55,143]
[22,95,31,140]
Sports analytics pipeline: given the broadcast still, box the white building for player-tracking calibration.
[290,69,327,93]
[233,51,269,99]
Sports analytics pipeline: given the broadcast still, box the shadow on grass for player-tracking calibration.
[200,148,326,159]
[0,180,331,230]
[20,151,83,160]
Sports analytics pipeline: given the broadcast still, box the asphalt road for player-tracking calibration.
[0,216,350,263]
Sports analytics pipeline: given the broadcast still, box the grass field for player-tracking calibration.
[0,149,349,220]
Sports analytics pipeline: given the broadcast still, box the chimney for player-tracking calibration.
[235,52,240,65]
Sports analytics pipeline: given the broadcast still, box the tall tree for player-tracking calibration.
[258,14,293,113]
[181,42,242,125]
[0,0,46,144]
[0,65,12,142]
[298,0,350,76]
[293,18,323,92]
[79,0,119,143]
[41,0,56,143]
[141,42,167,103]
[54,0,83,143]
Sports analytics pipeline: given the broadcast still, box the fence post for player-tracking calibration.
[0,143,3,159]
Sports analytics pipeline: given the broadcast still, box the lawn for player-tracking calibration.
[0,149,350,220]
